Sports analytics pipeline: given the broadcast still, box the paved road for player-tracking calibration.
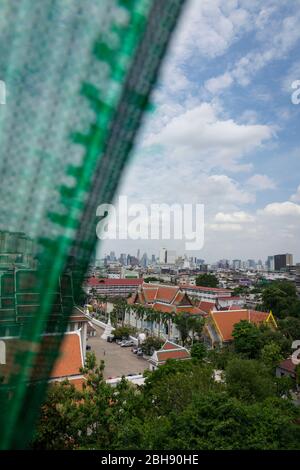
[87,325,148,379]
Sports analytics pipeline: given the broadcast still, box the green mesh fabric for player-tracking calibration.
[0,0,185,449]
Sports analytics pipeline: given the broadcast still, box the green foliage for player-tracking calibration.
[279,316,300,341]
[143,277,160,283]
[260,341,284,369]
[111,298,128,326]
[195,273,218,287]
[191,342,207,360]
[232,320,290,360]
[113,325,136,340]
[232,285,249,296]
[225,358,276,402]
[141,336,163,356]
[232,320,262,358]
[206,345,236,369]
[32,352,300,450]
[173,312,204,346]
[260,280,299,319]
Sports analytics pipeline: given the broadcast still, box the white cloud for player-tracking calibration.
[215,211,255,223]
[205,72,233,94]
[246,174,276,190]
[145,102,273,172]
[260,201,300,217]
[290,185,300,202]
[205,10,300,95]
[208,223,242,232]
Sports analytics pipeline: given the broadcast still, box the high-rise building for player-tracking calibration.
[266,256,274,271]
[232,259,241,270]
[159,247,167,264]
[166,250,176,264]
[274,253,293,271]
[159,248,176,264]
[120,253,127,266]
[247,259,256,269]
[140,253,148,268]
[295,264,300,298]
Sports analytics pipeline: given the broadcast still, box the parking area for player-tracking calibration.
[86,325,148,379]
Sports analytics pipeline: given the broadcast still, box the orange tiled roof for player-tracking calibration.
[176,305,203,314]
[210,309,270,342]
[157,349,190,361]
[155,340,190,362]
[152,302,175,313]
[143,287,158,303]
[68,377,87,390]
[50,332,83,379]
[198,301,215,313]
[162,340,182,350]
[154,285,180,303]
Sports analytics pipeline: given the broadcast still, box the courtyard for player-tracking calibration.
[86,325,148,379]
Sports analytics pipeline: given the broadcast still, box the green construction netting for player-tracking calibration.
[0,0,185,449]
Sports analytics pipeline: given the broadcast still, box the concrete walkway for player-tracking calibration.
[87,325,148,379]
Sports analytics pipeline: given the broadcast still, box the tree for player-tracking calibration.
[279,317,300,341]
[113,325,136,340]
[144,277,160,283]
[195,273,218,288]
[232,320,262,358]
[260,280,299,319]
[112,298,128,326]
[32,354,300,450]
[32,353,114,449]
[191,342,207,361]
[260,341,284,370]
[141,336,164,356]
[225,358,276,402]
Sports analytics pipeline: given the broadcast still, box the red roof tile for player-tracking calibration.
[50,332,83,379]
[152,303,175,313]
[211,309,270,342]
[157,349,190,361]
[278,358,296,374]
[198,301,215,313]
[162,340,182,350]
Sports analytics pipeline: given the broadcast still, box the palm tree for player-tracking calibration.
[173,312,204,346]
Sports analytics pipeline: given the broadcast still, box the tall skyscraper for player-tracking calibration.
[295,264,300,298]
[232,259,241,270]
[159,247,167,264]
[274,253,293,271]
[120,253,127,265]
[159,248,176,264]
[266,256,274,271]
[140,253,148,268]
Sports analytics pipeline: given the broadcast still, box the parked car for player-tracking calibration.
[86,345,91,351]
[120,340,135,347]
[107,335,114,343]
[116,336,127,345]
[136,348,143,356]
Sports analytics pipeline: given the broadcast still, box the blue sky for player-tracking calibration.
[100,0,300,263]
